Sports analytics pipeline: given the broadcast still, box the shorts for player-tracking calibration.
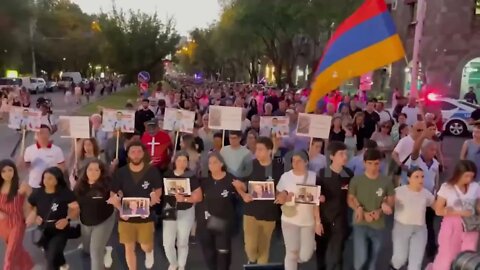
[118,221,154,245]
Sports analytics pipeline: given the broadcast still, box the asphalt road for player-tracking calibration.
[0,94,467,270]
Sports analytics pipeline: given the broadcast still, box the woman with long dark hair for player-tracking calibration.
[26,167,80,270]
[0,159,33,270]
[69,138,100,189]
[427,160,480,270]
[74,159,115,270]
[196,152,237,270]
[162,152,202,270]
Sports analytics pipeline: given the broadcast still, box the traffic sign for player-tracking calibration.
[139,82,149,91]
[138,71,150,83]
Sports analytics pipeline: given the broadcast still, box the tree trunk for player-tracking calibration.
[274,61,282,87]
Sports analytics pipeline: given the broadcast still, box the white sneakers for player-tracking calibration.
[104,246,113,268]
[59,265,69,270]
[168,266,178,270]
[145,250,155,269]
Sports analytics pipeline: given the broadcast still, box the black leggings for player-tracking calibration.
[42,229,69,270]
[198,225,232,270]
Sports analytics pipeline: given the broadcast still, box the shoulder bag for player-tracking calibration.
[280,172,309,218]
[454,187,480,232]
[161,201,177,221]
[32,199,56,247]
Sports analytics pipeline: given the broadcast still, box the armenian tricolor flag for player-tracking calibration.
[306,0,405,112]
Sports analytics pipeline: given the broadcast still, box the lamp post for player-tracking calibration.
[30,0,38,77]
[410,0,427,98]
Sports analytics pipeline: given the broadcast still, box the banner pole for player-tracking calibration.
[115,130,120,160]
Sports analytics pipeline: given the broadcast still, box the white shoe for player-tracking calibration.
[178,267,185,270]
[59,265,69,270]
[104,246,113,268]
[145,251,154,269]
[168,266,178,270]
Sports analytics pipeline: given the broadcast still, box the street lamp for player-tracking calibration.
[63,57,66,61]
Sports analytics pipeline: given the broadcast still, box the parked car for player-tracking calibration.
[46,81,58,92]
[58,72,82,91]
[437,97,480,136]
[29,77,47,94]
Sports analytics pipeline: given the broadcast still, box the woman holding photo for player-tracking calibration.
[196,152,237,270]
[74,159,115,270]
[0,159,33,270]
[26,167,80,270]
[275,150,319,270]
[162,152,202,270]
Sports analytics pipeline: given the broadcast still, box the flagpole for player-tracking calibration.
[410,0,427,99]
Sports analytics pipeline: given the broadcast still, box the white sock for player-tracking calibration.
[104,246,113,268]
[145,250,154,269]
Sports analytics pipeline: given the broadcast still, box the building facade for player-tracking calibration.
[389,0,480,98]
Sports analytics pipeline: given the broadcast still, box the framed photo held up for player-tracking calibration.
[248,181,275,200]
[295,184,321,205]
[163,178,192,196]
[121,197,150,217]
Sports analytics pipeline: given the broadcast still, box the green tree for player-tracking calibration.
[98,7,180,82]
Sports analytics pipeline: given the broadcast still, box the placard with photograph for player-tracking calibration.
[296,113,332,139]
[260,116,290,138]
[208,105,242,131]
[295,184,321,205]
[8,107,42,131]
[163,108,195,133]
[101,109,135,133]
[164,178,192,196]
[248,181,275,200]
[58,116,90,138]
[121,197,150,217]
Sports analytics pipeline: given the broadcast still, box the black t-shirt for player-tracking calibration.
[329,129,346,142]
[195,173,236,225]
[162,170,200,211]
[349,107,362,118]
[111,165,162,223]
[316,167,354,224]
[76,184,114,226]
[242,159,282,221]
[363,110,380,138]
[135,109,155,134]
[472,108,480,121]
[28,188,76,226]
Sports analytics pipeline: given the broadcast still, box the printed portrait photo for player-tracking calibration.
[57,118,71,137]
[248,181,275,200]
[209,107,222,127]
[295,184,321,205]
[296,115,311,135]
[121,197,150,217]
[164,178,192,196]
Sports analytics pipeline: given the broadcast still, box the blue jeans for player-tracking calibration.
[353,225,383,270]
[391,221,427,270]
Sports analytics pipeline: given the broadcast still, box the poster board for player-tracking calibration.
[295,113,332,139]
[208,105,242,131]
[260,116,290,137]
[101,109,135,133]
[58,116,90,138]
[163,108,195,133]
[8,107,41,131]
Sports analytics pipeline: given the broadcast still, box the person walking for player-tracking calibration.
[0,159,34,270]
[74,159,115,270]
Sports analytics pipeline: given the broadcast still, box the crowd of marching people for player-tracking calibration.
[1,76,480,270]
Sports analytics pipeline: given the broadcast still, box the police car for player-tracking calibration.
[433,97,479,136]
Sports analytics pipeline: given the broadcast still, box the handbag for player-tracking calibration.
[32,199,56,247]
[280,172,309,218]
[161,202,177,221]
[454,187,480,232]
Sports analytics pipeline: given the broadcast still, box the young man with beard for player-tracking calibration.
[107,141,162,270]
[135,98,155,135]
[232,137,282,264]
[315,142,353,270]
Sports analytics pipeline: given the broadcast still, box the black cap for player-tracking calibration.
[146,118,158,126]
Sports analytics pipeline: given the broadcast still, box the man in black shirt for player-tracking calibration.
[135,98,155,135]
[233,137,282,264]
[315,142,354,270]
[107,141,162,270]
[363,100,380,138]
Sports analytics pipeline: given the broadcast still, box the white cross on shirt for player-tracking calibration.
[148,137,160,156]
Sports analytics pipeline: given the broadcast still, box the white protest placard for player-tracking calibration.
[295,113,332,139]
[163,108,195,133]
[260,116,290,137]
[101,109,135,133]
[8,106,41,131]
[208,105,242,131]
[58,116,90,138]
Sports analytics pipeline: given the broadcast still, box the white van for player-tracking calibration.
[58,72,82,90]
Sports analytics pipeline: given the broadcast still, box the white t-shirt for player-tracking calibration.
[394,185,434,226]
[437,182,480,211]
[377,110,392,124]
[40,114,57,129]
[241,119,251,133]
[393,135,415,163]
[405,156,439,193]
[24,144,65,188]
[277,170,317,227]
[401,106,420,126]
